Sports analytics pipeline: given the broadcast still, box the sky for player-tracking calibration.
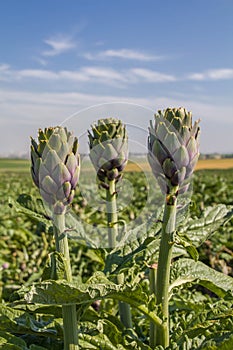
[0,0,233,156]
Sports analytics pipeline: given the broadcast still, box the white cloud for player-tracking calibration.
[189,68,233,81]
[84,48,164,61]
[208,69,233,80]
[188,73,205,81]
[0,65,176,85]
[17,67,127,86]
[81,66,127,82]
[2,63,233,87]
[0,66,125,85]
[130,68,176,82]
[42,36,76,56]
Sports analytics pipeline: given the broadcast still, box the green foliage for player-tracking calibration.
[1,168,233,349]
[170,258,233,297]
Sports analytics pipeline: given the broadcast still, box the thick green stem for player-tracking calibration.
[53,213,79,350]
[154,193,177,348]
[106,180,118,248]
[106,180,132,329]
[149,264,157,348]
[117,273,132,328]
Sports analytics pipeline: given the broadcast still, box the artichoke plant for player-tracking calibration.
[31,126,80,214]
[88,118,132,328]
[148,107,200,195]
[148,107,200,348]
[88,118,128,188]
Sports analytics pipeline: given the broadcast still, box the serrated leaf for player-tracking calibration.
[104,215,162,275]
[104,236,157,275]
[24,275,132,306]
[79,327,153,350]
[79,333,119,350]
[179,204,233,247]
[0,304,62,338]
[24,274,162,327]
[170,258,233,297]
[8,195,51,228]
[8,195,89,248]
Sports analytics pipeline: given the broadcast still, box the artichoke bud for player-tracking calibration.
[31,126,80,214]
[88,118,128,187]
[148,107,200,195]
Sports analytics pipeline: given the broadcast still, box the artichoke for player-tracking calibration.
[148,107,200,195]
[31,127,80,214]
[88,118,128,188]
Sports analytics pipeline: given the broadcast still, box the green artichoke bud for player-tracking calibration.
[148,107,200,195]
[31,126,80,214]
[88,118,128,188]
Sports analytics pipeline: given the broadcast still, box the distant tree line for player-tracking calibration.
[199,153,233,160]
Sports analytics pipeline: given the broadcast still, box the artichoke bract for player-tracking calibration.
[31,127,80,214]
[148,107,200,195]
[88,118,128,188]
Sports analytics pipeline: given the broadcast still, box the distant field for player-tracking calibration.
[0,158,30,173]
[0,157,233,174]
[125,157,233,172]
[195,158,233,170]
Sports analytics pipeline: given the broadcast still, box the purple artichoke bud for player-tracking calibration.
[88,118,128,185]
[31,127,80,214]
[148,107,200,195]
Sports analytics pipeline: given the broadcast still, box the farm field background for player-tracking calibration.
[1,157,233,173]
[0,157,233,349]
[1,156,232,280]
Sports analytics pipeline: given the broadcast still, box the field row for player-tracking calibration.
[1,157,233,173]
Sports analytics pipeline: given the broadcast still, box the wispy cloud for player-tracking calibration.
[84,48,164,61]
[16,67,127,86]
[42,35,76,56]
[0,65,176,85]
[188,68,233,81]
[3,64,233,86]
[130,68,176,82]
[81,66,127,82]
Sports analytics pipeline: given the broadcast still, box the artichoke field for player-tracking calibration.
[1,110,233,350]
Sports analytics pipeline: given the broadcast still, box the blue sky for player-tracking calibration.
[0,0,233,156]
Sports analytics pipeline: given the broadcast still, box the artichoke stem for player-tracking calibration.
[149,264,157,347]
[154,193,177,348]
[106,180,118,248]
[106,180,132,329]
[53,213,79,350]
